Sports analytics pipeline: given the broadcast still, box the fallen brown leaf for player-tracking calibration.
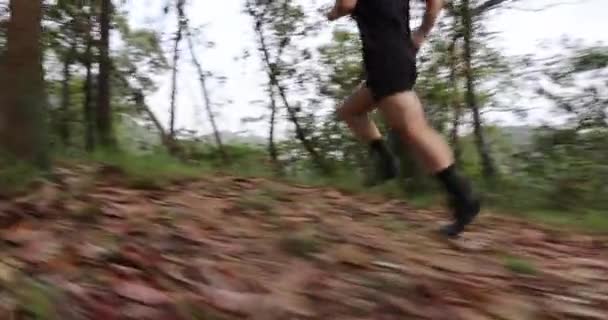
[333,244,372,268]
[114,281,170,306]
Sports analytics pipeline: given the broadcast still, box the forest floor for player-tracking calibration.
[0,164,607,320]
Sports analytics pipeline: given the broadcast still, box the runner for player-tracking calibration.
[327,0,480,237]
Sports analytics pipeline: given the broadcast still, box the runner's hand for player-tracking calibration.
[326,7,339,21]
[411,29,426,50]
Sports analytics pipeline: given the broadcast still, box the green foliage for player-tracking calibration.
[114,19,168,93]
[571,46,608,72]
[511,128,608,211]
[90,150,207,189]
[503,256,537,275]
[317,29,364,102]
[185,143,275,177]
[0,156,41,197]
[16,279,60,320]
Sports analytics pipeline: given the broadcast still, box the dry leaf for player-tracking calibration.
[333,244,371,267]
[114,281,170,306]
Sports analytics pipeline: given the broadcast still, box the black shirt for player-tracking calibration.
[352,0,418,99]
[353,0,412,40]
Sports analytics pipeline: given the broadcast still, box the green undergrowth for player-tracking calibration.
[16,279,62,320]
[503,255,538,275]
[0,157,43,198]
[89,150,207,189]
[501,208,608,234]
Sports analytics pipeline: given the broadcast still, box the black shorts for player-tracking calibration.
[353,0,417,101]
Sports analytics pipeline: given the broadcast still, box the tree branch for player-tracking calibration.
[473,0,514,15]
[504,1,586,12]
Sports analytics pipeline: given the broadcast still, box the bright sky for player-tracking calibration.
[126,0,607,137]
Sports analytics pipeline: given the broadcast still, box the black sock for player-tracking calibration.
[369,139,392,159]
[435,164,474,202]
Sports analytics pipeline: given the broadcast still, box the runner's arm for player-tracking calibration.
[327,0,357,21]
[417,0,444,36]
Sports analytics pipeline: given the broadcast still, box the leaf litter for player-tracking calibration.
[0,165,606,319]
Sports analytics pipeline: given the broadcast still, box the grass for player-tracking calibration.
[503,256,538,275]
[478,178,608,233]
[492,207,608,234]
[89,150,207,189]
[16,279,60,320]
[0,160,41,197]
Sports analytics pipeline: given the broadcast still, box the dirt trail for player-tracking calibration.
[0,165,607,319]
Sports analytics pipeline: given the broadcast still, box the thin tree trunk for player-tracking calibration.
[113,63,179,155]
[169,0,184,140]
[267,84,279,164]
[450,106,463,165]
[187,43,227,161]
[248,6,327,173]
[184,24,228,161]
[462,0,496,178]
[473,0,512,15]
[83,12,95,152]
[268,56,327,173]
[0,0,48,168]
[59,42,76,147]
[447,33,462,165]
[96,0,113,148]
[132,91,175,152]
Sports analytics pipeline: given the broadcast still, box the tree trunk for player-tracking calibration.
[473,0,512,15]
[169,0,184,141]
[83,11,95,152]
[59,42,76,147]
[96,0,114,148]
[267,84,279,164]
[132,91,176,154]
[450,106,463,165]
[462,0,496,178]
[270,60,327,173]
[0,0,48,168]
[113,65,180,155]
[248,6,328,173]
[184,25,228,162]
[447,33,462,165]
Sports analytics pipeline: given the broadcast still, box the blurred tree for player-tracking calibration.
[97,0,115,148]
[0,0,48,168]
[83,5,96,151]
[168,0,184,141]
[245,0,329,173]
[183,20,228,161]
